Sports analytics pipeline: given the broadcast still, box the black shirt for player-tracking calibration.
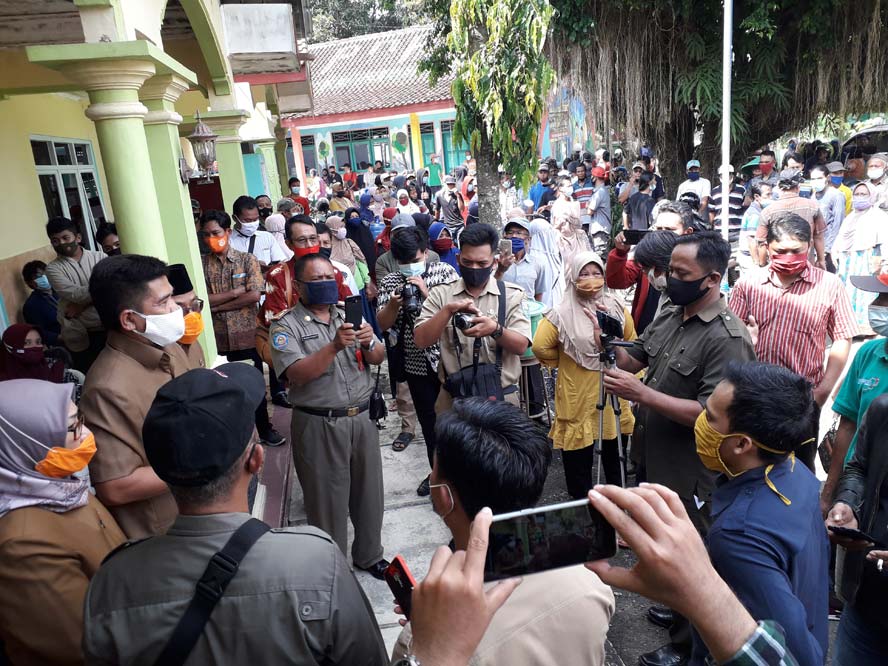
[626,192,656,230]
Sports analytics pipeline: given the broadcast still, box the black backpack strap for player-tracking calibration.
[494,280,507,371]
[153,518,270,666]
[248,234,257,256]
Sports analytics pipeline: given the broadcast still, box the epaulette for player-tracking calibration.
[101,537,153,564]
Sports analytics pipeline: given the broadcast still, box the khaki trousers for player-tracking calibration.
[290,409,384,568]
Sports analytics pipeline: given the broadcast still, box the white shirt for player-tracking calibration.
[229,229,288,266]
[332,259,358,295]
[676,177,711,201]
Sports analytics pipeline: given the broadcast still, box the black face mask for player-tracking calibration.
[105,247,122,257]
[666,274,711,306]
[461,263,493,288]
[318,246,333,259]
[259,207,273,219]
[55,241,79,257]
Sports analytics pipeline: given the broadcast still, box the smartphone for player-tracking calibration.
[384,555,417,620]
[498,238,513,257]
[484,498,617,582]
[622,228,650,245]
[344,295,363,329]
[596,310,623,338]
[828,525,880,544]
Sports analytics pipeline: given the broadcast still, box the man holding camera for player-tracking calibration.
[377,226,459,496]
[414,223,532,411]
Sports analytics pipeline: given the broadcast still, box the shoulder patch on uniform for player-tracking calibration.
[101,536,153,564]
[720,311,745,337]
[272,331,290,350]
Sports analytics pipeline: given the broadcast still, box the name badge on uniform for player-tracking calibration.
[233,272,247,279]
[301,333,319,341]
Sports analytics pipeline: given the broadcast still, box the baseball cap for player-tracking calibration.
[632,162,645,171]
[778,168,803,185]
[826,161,845,173]
[591,166,606,179]
[167,264,194,296]
[143,363,266,487]
[718,164,735,174]
[686,159,701,170]
[444,175,456,184]
[851,266,888,293]
[504,217,531,232]
[537,163,550,172]
[391,213,416,230]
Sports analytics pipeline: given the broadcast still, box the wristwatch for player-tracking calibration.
[491,324,504,340]
[392,657,421,666]
[363,338,377,352]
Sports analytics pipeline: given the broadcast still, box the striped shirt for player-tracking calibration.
[728,264,858,386]
[709,184,747,242]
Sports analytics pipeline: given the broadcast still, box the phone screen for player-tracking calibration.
[344,295,363,329]
[484,499,616,582]
[622,229,650,245]
[498,238,513,257]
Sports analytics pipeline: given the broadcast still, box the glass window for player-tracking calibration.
[334,145,351,169]
[54,142,73,165]
[38,174,64,218]
[80,172,106,226]
[74,143,91,165]
[303,146,317,172]
[353,143,371,170]
[31,140,53,166]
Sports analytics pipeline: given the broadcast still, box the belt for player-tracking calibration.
[294,402,370,418]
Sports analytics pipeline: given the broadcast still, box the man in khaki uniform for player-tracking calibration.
[83,364,388,665]
[270,254,389,578]
[414,223,532,411]
[81,255,204,539]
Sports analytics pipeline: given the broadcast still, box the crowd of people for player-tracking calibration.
[3,139,888,666]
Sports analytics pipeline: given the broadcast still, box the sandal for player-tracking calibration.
[392,432,414,451]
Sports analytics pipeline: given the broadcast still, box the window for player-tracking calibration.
[30,137,107,251]
[440,121,470,174]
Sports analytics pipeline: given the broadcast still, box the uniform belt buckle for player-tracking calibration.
[346,406,359,417]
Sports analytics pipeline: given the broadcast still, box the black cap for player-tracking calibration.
[167,264,194,296]
[143,363,266,486]
[851,271,888,293]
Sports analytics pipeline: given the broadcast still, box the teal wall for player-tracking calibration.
[243,153,267,198]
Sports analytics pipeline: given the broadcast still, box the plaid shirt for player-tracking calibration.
[714,621,799,666]
[202,247,263,353]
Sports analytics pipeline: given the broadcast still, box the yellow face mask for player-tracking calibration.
[694,411,802,506]
[576,276,605,297]
[179,311,204,345]
[35,432,97,478]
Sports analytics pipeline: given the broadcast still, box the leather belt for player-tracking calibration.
[293,402,370,418]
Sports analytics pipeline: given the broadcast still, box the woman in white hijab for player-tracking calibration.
[532,251,635,498]
[550,198,591,280]
[527,217,565,308]
[0,379,125,663]
[395,188,420,215]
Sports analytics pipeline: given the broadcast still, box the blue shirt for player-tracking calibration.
[528,181,550,209]
[690,458,829,666]
[22,290,61,346]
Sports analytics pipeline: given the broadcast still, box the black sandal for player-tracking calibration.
[392,432,414,451]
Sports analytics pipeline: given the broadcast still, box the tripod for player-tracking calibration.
[595,335,635,487]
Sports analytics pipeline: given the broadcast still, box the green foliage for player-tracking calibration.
[306,0,425,43]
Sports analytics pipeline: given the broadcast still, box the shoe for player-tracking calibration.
[356,558,390,580]
[417,475,431,496]
[259,428,286,447]
[271,392,291,409]
[638,644,689,666]
[646,606,676,629]
[392,432,414,451]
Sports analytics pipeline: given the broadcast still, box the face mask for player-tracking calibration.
[510,238,526,254]
[399,261,425,277]
[55,241,79,257]
[207,235,228,254]
[301,279,339,305]
[666,274,711,306]
[811,179,826,193]
[769,252,808,275]
[853,195,873,211]
[429,482,455,518]
[12,347,46,365]
[503,180,512,189]
[461,263,493,288]
[560,187,573,197]
[318,247,333,259]
[467,184,475,193]
[133,308,186,348]
[647,269,668,292]
[431,238,453,253]
[760,199,773,208]
[237,220,259,237]
[399,198,409,205]
[34,275,52,291]
[179,311,204,345]
[346,216,361,227]
[373,193,384,202]
[422,177,428,185]
[35,432,97,478]
[688,172,701,181]
[830,175,844,186]
[868,305,888,337]
[259,207,273,219]
[105,247,122,257]
[576,276,605,297]
[868,167,885,181]
[759,162,774,176]
[292,244,320,259]
[334,227,347,240]
[291,186,301,195]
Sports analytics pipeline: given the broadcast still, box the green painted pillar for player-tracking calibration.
[141,74,217,361]
[198,110,249,211]
[66,59,169,259]
[275,126,291,198]
[254,140,280,199]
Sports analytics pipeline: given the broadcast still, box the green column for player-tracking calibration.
[141,74,217,361]
[197,110,249,211]
[69,59,169,258]
[254,140,280,199]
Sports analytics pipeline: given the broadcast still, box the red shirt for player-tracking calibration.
[259,258,352,326]
[728,263,858,386]
[288,195,311,215]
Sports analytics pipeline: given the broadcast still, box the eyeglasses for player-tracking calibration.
[504,229,529,238]
[182,298,204,314]
[292,235,320,246]
[67,412,84,440]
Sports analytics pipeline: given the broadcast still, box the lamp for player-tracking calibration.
[187,111,218,184]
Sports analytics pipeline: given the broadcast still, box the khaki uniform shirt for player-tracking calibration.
[202,247,263,353]
[625,296,755,502]
[44,249,106,352]
[83,513,388,666]
[81,331,204,539]
[416,278,531,388]
[392,565,615,666]
[269,302,377,409]
[0,495,125,666]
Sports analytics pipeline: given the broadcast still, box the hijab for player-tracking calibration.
[345,203,377,274]
[835,182,888,253]
[429,221,460,272]
[264,213,292,258]
[326,215,366,274]
[376,207,399,254]
[546,251,624,371]
[0,324,65,383]
[396,189,420,215]
[412,213,432,233]
[551,199,591,276]
[528,218,564,308]
[0,379,89,518]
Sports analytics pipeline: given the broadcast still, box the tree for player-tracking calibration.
[545,0,888,192]
[421,0,554,226]
[306,0,425,43]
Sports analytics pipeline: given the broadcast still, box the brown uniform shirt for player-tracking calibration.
[0,495,125,665]
[625,295,756,502]
[415,277,532,388]
[202,247,263,353]
[81,331,204,539]
[754,193,826,243]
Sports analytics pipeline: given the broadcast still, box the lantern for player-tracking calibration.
[187,111,218,184]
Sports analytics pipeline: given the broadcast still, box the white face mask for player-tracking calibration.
[868,167,885,181]
[133,308,185,347]
[291,186,301,195]
[399,261,425,277]
[238,220,259,237]
[334,227,347,240]
[647,269,668,292]
[429,482,455,518]
[868,305,888,337]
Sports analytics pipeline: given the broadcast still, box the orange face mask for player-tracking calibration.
[207,235,228,254]
[576,276,605,297]
[179,311,204,345]
[35,432,97,478]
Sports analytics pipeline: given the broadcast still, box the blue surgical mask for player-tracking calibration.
[301,280,339,305]
[830,175,844,186]
[688,172,701,181]
[399,261,425,277]
[869,305,888,337]
[34,275,51,291]
[291,186,300,195]
[511,238,526,254]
